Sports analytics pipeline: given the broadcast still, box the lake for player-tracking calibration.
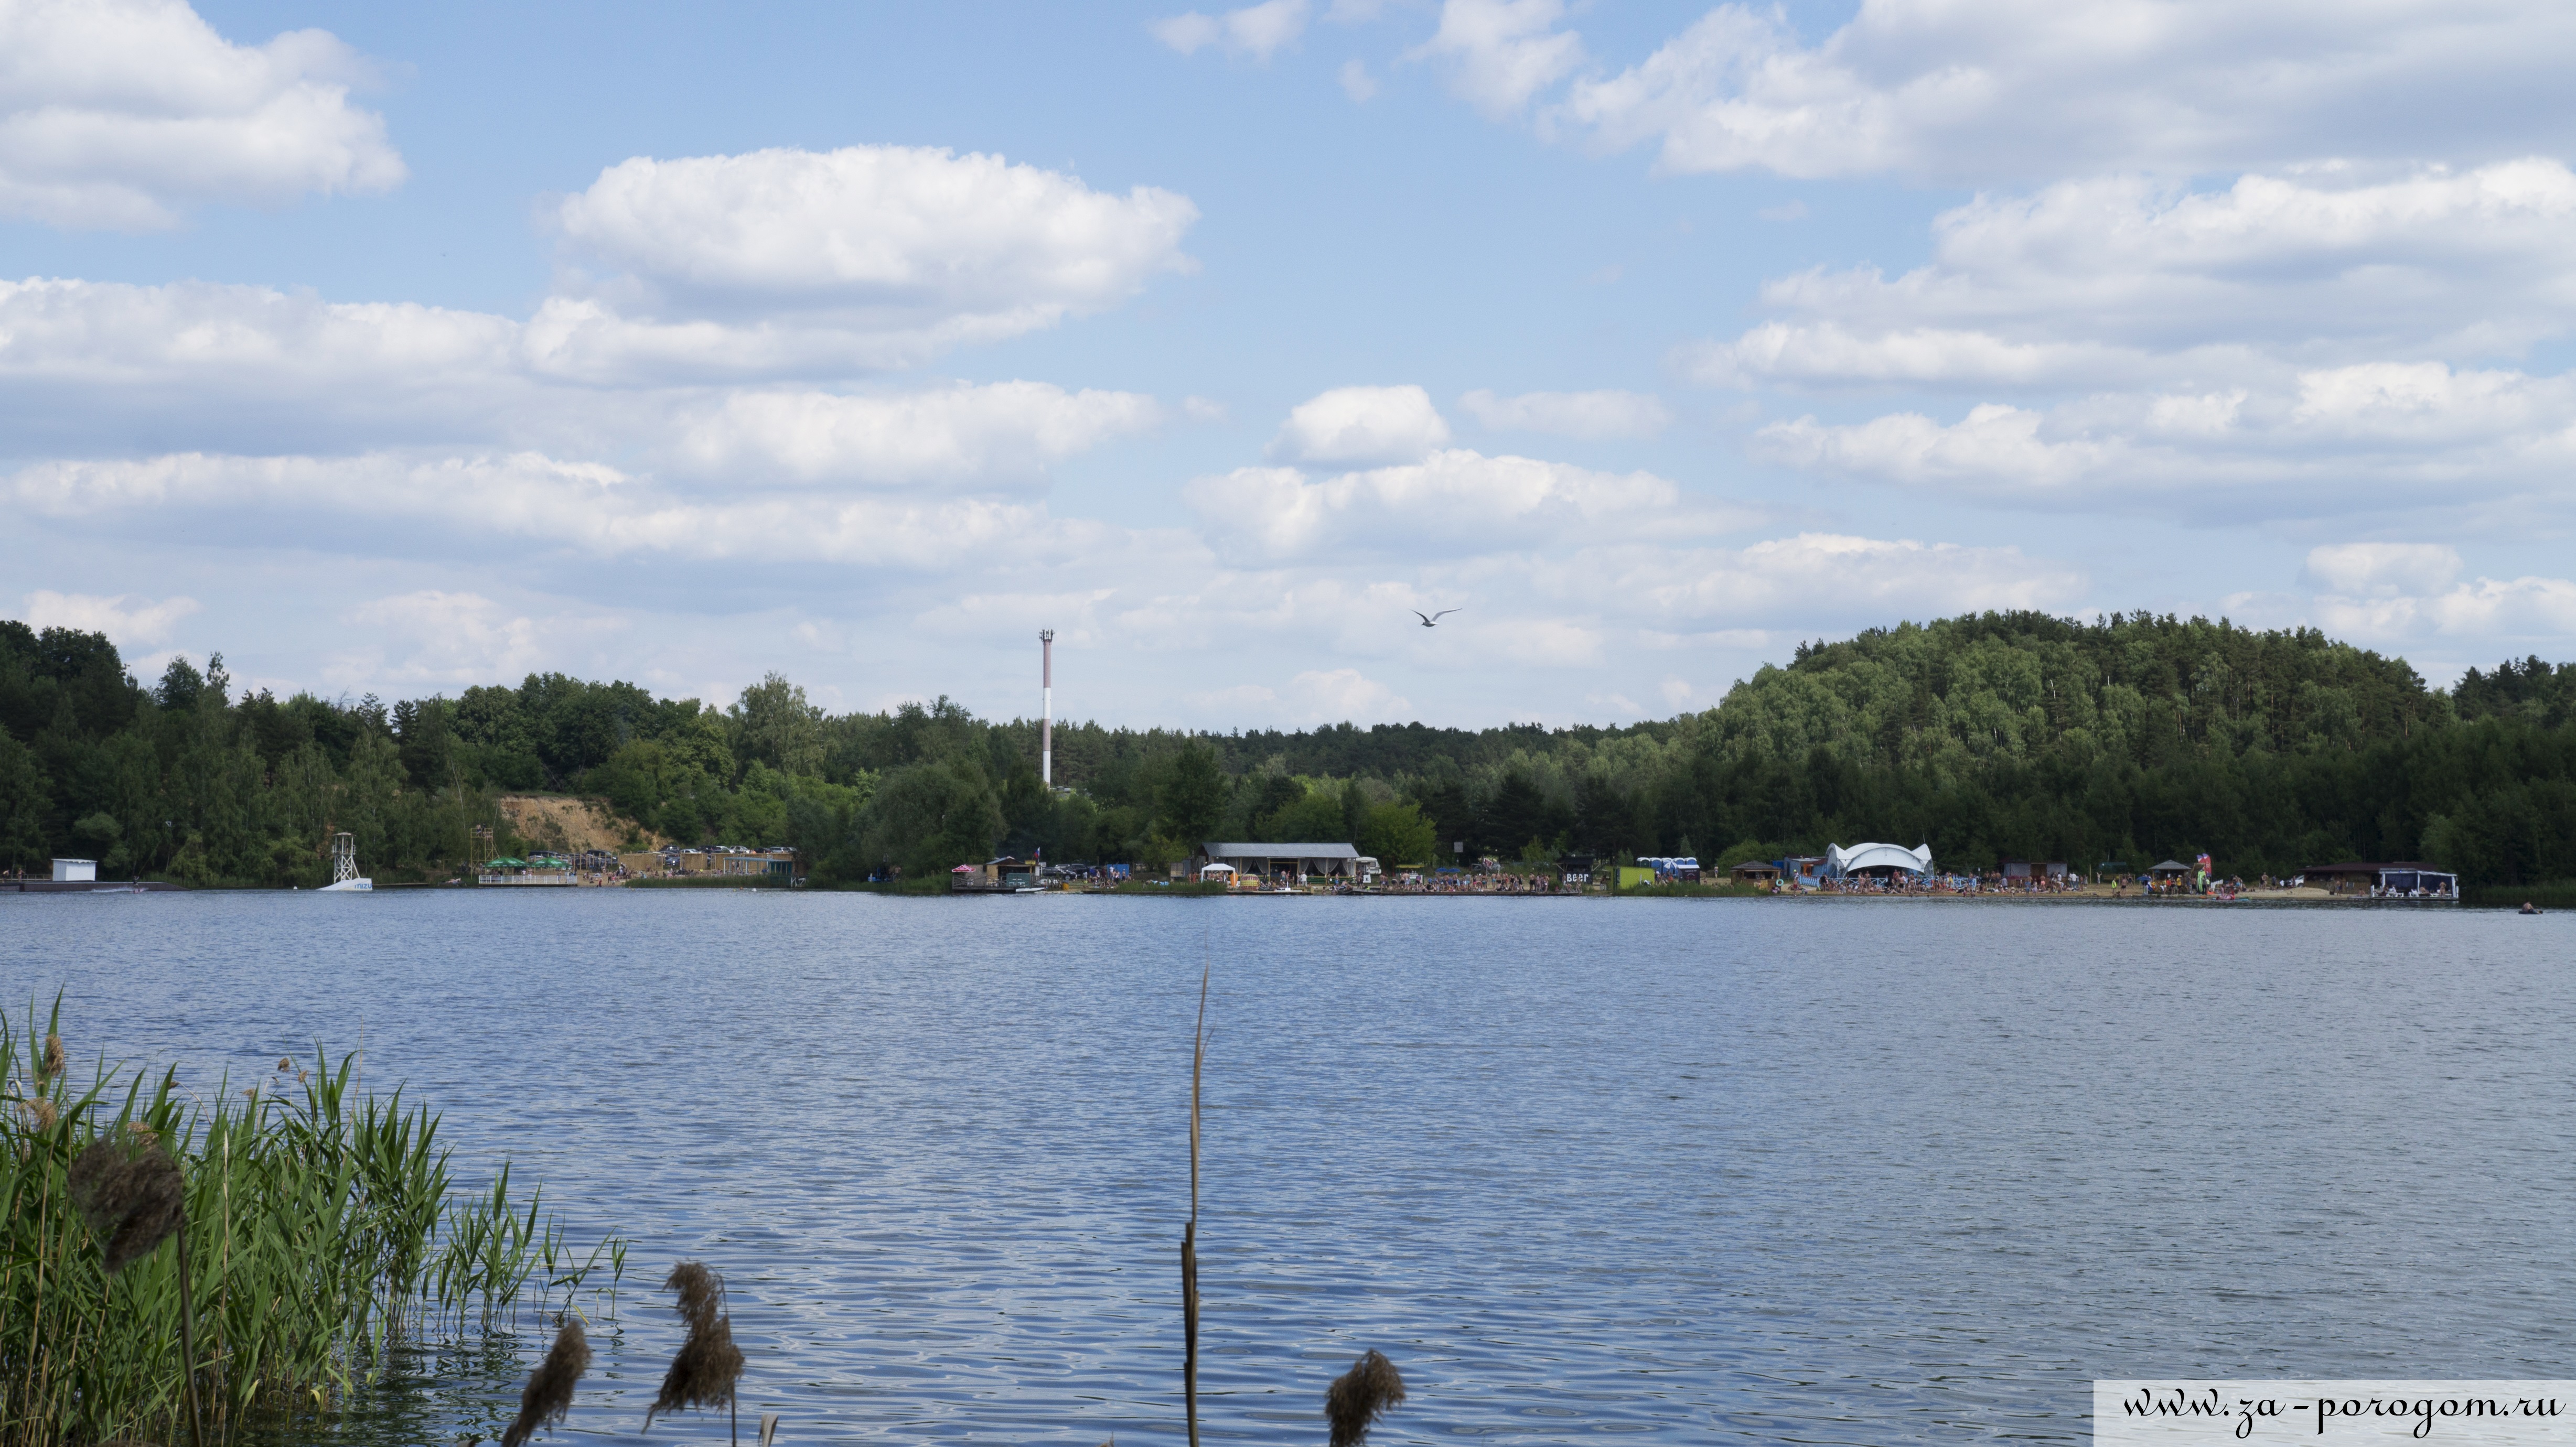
[4,891,2569,1444]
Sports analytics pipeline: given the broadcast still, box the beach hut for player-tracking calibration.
[950,858,1033,892]
[1731,861,1782,884]
[2303,860,2458,897]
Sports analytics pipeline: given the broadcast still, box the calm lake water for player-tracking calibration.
[4,891,2570,1444]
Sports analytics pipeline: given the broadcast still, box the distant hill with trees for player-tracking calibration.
[3,610,2571,890]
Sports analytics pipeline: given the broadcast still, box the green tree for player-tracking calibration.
[863,757,1004,877]
[341,729,406,871]
[1155,743,1228,846]
[1358,800,1436,867]
[733,673,826,778]
[1266,792,1347,842]
[0,731,46,871]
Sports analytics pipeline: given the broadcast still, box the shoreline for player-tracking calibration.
[0,887,2487,908]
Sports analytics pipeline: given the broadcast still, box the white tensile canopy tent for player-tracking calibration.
[1826,842,1934,877]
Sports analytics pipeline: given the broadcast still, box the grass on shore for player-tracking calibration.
[0,999,622,1446]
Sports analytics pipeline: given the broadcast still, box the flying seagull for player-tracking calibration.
[1412,609,1461,628]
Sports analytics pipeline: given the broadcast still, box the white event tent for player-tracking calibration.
[1825,843,1935,878]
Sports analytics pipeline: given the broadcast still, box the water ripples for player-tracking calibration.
[5,892,2569,1443]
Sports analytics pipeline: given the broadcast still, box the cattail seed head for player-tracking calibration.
[647,1314,744,1424]
[645,1262,745,1428]
[500,1317,592,1447]
[39,1032,65,1083]
[22,1098,57,1131]
[67,1135,186,1274]
[664,1261,723,1333]
[1324,1349,1406,1447]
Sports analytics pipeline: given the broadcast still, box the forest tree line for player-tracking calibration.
[3,610,2574,888]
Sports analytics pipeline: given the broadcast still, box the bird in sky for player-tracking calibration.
[1412,609,1460,628]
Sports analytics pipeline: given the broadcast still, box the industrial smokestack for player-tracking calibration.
[1039,629,1054,788]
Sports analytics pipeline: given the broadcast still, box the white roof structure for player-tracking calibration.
[1202,842,1359,860]
[1826,842,1934,876]
[1198,841,1364,876]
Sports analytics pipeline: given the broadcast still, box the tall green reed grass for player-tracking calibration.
[0,999,624,1446]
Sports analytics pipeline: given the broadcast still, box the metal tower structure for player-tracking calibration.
[331,832,358,885]
[1039,629,1055,787]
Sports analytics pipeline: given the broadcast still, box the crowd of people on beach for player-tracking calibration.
[1391,871,1571,894]
[1784,871,2085,895]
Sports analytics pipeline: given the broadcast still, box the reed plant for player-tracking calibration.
[1323,1351,1404,1447]
[1173,974,1410,1447]
[1182,964,1207,1447]
[0,999,624,1446]
[644,1261,745,1441]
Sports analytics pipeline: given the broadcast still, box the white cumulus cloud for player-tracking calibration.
[2309,569,2576,652]
[338,591,557,688]
[1191,447,1688,563]
[1270,384,1451,464]
[1617,532,2090,625]
[1285,666,1411,721]
[0,278,522,453]
[1411,0,1585,119]
[0,0,403,228]
[550,145,1199,364]
[2305,544,2462,598]
[3,449,1114,572]
[20,589,200,645]
[1706,161,2576,386]
[1757,404,2120,492]
[1557,1,2576,185]
[1679,321,2167,392]
[1755,362,2576,516]
[672,383,1165,485]
[1694,156,2576,534]
[1152,0,1310,60]
[0,279,1180,475]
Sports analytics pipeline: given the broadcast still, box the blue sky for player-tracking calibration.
[7,0,2576,727]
